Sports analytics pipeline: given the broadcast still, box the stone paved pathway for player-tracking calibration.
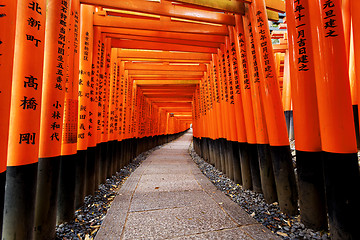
[95,131,280,240]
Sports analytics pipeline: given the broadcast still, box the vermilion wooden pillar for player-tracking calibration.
[0,1,17,237]
[34,0,71,239]
[250,0,298,215]
[2,0,46,239]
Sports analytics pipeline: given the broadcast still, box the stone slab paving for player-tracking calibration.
[95,132,280,240]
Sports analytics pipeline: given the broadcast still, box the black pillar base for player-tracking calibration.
[270,145,298,216]
[34,156,61,240]
[75,150,87,209]
[323,152,360,240]
[57,154,76,224]
[296,150,327,231]
[257,144,277,203]
[2,163,38,240]
[248,143,262,193]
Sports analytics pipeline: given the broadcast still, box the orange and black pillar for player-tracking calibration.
[309,0,360,238]
[34,0,71,239]
[0,0,17,237]
[250,0,298,214]
[57,0,80,224]
[286,0,327,230]
[2,0,46,239]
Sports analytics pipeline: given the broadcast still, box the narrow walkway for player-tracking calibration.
[95,131,280,240]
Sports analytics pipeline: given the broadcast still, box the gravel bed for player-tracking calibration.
[189,142,330,240]
[56,145,161,240]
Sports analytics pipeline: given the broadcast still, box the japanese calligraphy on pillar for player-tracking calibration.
[293,0,310,71]
[212,58,220,104]
[230,41,242,94]
[248,22,260,84]
[237,32,251,89]
[217,55,224,101]
[62,0,79,153]
[322,0,338,38]
[226,47,235,104]
[254,10,275,79]
[221,51,229,102]
[77,4,94,150]
[7,0,46,166]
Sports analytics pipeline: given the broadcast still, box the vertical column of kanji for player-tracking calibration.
[203,74,211,162]
[75,4,93,209]
[0,1,17,237]
[217,48,230,143]
[206,65,217,167]
[57,0,79,225]
[212,54,225,173]
[221,43,236,181]
[223,43,238,143]
[129,77,136,159]
[230,21,254,190]
[211,55,223,140]
[135,90,143,155]
[309,0,360,238]
[220,44,234,179]
[117,60,125,169]
[206,68,216,166]
[91,26,101,189]
[285,0,327,231]
[250,0,298,215]
[103,37,112,178]
[108,48,117,176]
[114,56,122,172]
[122,70,130,165]
[242,10,273,198]
[98,36,106,183]
[34,0,70,239]
[215,52,229,175]
[2,0,45,239]
[130,80,137,159]
[125,76,132,163]
[199,78,208,161]
[201,75,208,155]
[226,33,246,186]
[84,22,97,197]
[210,57,222,170]
[114,59,122,171]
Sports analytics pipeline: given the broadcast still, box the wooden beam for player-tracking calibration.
[168,0,245,14]
[139,86,197,90]
[81,0,236,25]
[128,70,205,76]
[120,58,209,63]
[106,33,221,48]
[266,10,279,21]
[265,0,285,13]
[117,49,212,61]
[240,0,285,13]
[101,27,226,43]
[112,39,218,53]
[153,103,192,107]
[135,80,200,85]
[94,15,228,35]
[125,63,207,71]
[133,77,202,80]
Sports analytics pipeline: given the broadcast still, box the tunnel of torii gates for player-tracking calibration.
[0,0,360,239]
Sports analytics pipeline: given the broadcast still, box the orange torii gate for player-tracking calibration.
[0,0,359,240]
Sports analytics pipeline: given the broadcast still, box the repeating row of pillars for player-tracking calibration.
[192,1,359,240]
[0,0,190,239]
